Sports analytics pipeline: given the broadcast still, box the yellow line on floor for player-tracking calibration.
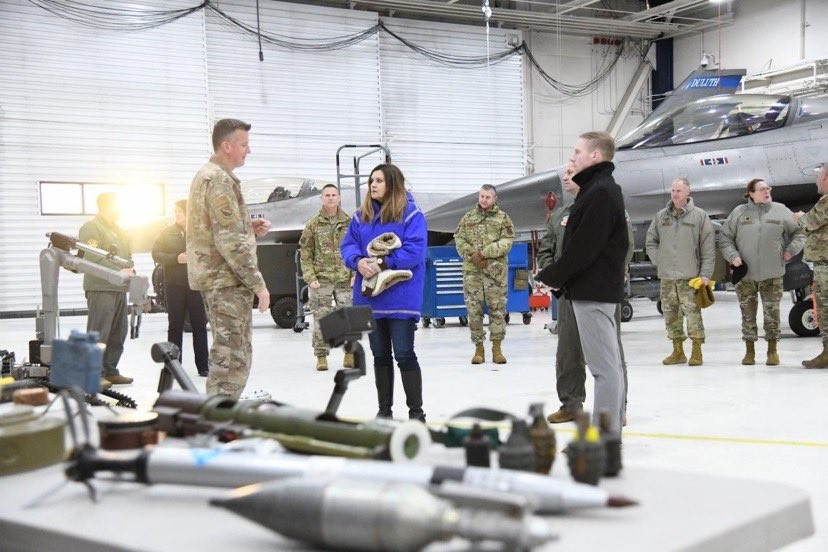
[621,431,828,448]
[545,427,828,448]
[403,421,828,449]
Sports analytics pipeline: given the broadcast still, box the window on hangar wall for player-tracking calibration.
[39,181,167,226]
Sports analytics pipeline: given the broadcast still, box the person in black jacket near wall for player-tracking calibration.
[537,131,628,437]
[152,199,209,376]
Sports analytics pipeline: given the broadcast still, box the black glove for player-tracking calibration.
[536,264,555,287]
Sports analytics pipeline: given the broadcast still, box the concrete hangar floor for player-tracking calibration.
[1,290,825,550]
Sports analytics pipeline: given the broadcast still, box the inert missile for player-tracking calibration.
[212,477,557,551]
[66,444,637,514]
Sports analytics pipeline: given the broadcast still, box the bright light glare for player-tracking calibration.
[117,184,165,228]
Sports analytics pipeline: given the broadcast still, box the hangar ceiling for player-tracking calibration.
[286,0,733,40]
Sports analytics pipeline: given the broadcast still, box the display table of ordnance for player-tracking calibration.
[0,306,815,551]
[0,388,814,552]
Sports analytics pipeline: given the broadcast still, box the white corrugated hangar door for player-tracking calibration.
[0,1,527,316]
[378,18,525,199]
[0,0,209,313]
[204,0,382,195]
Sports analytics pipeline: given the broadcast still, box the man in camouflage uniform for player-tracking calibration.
[187,119,271,399]
[538,164,634,424]
[454,184,515,364]
[299,184,353,371]
[645,178,715,366]
[79,192,135,386]
[794,165,828,368]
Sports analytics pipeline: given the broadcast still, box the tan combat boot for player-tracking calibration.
[688,340,703,366]
[471,343,485,364]
[100,378,112,390]
[316,356,328,371]
[343,352,355,368]
[662,339,687,365]
[547,408,577,423]
[492,341,507,364]
[741,341,755,365]
[766,341,779,366]
[802,346,828,369]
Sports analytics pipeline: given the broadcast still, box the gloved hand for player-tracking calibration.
[471,251,487,269]
[688,277,715,290]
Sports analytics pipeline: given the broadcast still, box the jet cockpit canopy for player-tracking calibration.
[243,177,336,205]
[617,94,794,149]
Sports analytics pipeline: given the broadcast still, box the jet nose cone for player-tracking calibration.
[424,170,563,234]
[424,194,477,233]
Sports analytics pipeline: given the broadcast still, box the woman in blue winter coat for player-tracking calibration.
[340,164,427,422]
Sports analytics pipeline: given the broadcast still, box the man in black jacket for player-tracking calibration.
[537,131,628,437]
[152,199,209,376]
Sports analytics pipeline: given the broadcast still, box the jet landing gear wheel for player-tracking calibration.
[789,299,819,337]
[620,301,633,323]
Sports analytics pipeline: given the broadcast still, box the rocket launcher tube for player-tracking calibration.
[155,391,431,462]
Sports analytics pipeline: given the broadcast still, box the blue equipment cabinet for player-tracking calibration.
[421,243,531,328]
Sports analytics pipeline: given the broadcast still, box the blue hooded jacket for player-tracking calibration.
[340,193,427,319]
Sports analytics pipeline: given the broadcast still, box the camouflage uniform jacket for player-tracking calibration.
[719,200,804,280]
[454,204,515,273]
[800,193,828,262]
[299,207,352,285]
[78,214,132,293]
[186,157,266,293]
[645,198,715,280]
[537,204,572,269]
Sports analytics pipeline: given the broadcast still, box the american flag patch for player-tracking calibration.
[700,157,729,166]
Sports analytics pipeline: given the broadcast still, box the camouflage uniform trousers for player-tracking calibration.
[309,281,353,357]
[814,265,828,347]
[463,264,508,343]
[660,278,705,342]
[735,277,783,342]
[202,285,254,399]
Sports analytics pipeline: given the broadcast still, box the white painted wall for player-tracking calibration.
[525,32,651,173]
[674,0,828,84]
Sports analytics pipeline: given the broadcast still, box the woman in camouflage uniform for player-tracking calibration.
[719,178,804,365]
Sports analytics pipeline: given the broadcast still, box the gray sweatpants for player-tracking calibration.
[556,298,628,417]
[86,291,128,376]
[571,300,625,437]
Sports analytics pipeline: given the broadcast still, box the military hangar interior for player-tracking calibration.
[1,0,827,550]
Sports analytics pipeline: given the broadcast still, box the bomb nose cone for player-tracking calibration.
[424,169,563,234]
[210,482,303,536]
